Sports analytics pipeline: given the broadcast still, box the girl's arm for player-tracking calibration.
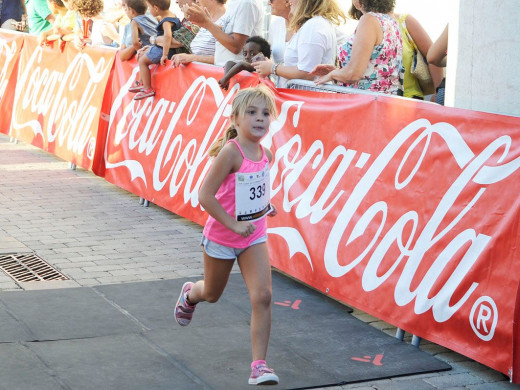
[253,59,315,81]
[198,144,256,237]
[315,14,378,85]
[406,14,444,91]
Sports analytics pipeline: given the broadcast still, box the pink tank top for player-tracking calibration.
[203,139,270,248]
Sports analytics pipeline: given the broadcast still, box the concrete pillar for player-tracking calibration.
[446,0,520,116]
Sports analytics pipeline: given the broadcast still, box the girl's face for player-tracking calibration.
[242,42,262,63]
[234,98,272,141]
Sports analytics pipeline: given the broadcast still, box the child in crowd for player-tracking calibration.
[119,0,158,61]
[38,0,74,44]
[218,36,271,90]
[174,85,280,386]
[69,0,104,48]
[128,0,181,100]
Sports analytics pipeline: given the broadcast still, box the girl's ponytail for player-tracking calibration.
[208,125,238,157]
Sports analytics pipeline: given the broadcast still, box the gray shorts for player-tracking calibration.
[201,235,267,260]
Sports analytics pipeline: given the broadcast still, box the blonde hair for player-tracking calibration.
[289,0,347,31]
[208,85,278,157]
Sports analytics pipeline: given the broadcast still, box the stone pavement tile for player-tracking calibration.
[468,382,520,389]
[424,373,484,387]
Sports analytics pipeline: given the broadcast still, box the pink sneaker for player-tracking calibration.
[174,282,197,326]
[128,80,143,93]
[133,88,155,100]
[248,362,279,385]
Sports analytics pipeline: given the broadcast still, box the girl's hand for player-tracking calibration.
[160,54,168,66]
[268,204,277,217]
[252,59,274,78]
[232,221,257,237]
[171,53,194,67]
[309,64,336,77]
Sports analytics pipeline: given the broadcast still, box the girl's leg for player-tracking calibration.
[188,249,234,304]
[139,54,153,90]
[237,242,272,362]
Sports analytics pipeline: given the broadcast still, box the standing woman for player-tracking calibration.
[268,0,292,65]
[312,0,402,95]
[253,0,346,87]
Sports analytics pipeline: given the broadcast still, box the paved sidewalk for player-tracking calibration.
[0,133,518,390]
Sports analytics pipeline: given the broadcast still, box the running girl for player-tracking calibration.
[174,85,280,386]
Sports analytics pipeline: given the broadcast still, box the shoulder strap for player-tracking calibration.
[398,14,417,51]
[228,139,246,159]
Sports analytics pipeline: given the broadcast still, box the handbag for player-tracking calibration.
[411,49,435,95]
[401,16,435,95]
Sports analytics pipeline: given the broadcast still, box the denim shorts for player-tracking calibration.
[201,235,267,260]
[146,45,175,63]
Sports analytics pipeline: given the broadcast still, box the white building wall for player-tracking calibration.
[447,0,520,116]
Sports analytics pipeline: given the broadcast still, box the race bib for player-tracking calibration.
[235,164,271,222]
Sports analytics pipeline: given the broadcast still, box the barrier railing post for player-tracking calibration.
[411,335,421,347]
[395,328,405,341]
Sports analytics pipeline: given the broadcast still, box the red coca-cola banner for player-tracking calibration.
[105,54,520,379]
[1,34,520,382]
[9,35,115,170]
[0,30,24,134]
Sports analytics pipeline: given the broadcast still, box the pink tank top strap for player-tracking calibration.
[227,139,267,162]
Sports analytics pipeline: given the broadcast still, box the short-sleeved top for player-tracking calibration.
[121,13,158,47]
[203,139,270,248]
[26,0,53,34]
[281,16,337,88]
[269,16,287,65]
[337,12,402,94]
[189,15,225,57]
[214,0,264,66]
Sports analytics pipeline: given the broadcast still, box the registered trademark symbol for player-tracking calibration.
[469,296,498,341]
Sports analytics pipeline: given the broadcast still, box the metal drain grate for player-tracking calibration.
[0,253,68,282]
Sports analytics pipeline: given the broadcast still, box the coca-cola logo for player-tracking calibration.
[0,38,19,98]
[11,44,112,159]
[107,71,520,323]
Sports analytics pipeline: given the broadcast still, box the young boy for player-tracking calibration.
[120,0,158,61]
[218,36,271,90]
[129,0,181,100]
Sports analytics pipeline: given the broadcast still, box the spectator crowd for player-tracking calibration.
[1,0,448,102]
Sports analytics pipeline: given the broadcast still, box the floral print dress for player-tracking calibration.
[337,12,403,94]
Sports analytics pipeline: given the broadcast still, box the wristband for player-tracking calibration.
[271,63,280,76]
